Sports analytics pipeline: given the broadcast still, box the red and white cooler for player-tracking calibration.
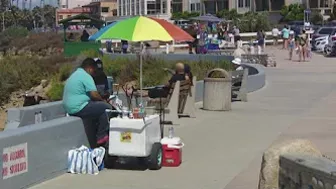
[161,137,184,167]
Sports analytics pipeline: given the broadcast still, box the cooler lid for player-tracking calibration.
[161,137,182,145]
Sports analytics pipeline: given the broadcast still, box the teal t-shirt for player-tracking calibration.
[63,68,97,114]
[282,28,289,39]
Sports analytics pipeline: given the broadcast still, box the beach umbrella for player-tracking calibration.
[94,16,194,106]
[89,22,118,41]
[95,16,194,42]
[190,14,224,22]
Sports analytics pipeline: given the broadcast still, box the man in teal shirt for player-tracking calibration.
[63,58,111,146]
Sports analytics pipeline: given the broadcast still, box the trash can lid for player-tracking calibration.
[206,68,230,79]
[161,137,182,145]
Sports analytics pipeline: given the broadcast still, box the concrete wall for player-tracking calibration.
[279,154,336,189]
[243,63,266,93]
[0,116,88,189]
[5,101,66,130]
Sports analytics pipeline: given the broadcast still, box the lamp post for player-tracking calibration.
[2,11,4,32]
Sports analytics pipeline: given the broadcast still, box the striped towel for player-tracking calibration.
[67,145,105,175]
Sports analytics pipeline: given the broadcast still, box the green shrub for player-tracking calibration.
[46,80,65,101]
[46,52,232,101]
[2,26,29,38]
[58,63,74,82]
[0,55,75,105]
[81,49,100,58]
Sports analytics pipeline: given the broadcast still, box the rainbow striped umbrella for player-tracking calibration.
[95,16,194,42]
[89,22,118,41]
[95,16,194,106]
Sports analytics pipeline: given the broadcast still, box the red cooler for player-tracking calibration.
[161,137,184,167]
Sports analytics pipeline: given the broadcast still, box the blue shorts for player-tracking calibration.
[258,39,264,46]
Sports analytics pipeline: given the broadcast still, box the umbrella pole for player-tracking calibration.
[140,42,143,107]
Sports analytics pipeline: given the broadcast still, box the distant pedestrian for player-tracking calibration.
[272,27,279,46]
[288,34,295,60]
[282,26,290,49]
[257,30,265,54]
[233,26,240,46]
[298,30,308,62]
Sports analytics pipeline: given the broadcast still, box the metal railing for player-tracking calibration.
[103,30,315,49]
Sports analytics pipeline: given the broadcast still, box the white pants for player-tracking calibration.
[257,45,263,54]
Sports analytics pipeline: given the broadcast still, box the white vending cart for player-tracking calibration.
[107,114,162,170]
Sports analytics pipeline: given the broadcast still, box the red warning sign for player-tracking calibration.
[2,143,28,179]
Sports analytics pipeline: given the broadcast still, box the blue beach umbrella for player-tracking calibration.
[89,22,118,41]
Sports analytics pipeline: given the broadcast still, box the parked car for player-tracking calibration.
[324,43,336,57]
[314,36,329,53]
[325,20,336,27]
[174,19,191,29]
[311,27,336,51]
[288,21,313,31]
[324,31,336,56]
[327,30,336,45]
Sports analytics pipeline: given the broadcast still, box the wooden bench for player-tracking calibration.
[145,80,192,124]
[231,69,248,102]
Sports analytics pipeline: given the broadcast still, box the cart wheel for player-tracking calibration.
[148,143,163,170]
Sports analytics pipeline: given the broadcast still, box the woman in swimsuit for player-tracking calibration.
[298,30,308,62]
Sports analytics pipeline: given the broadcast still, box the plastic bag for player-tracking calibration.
[67,145,105,175]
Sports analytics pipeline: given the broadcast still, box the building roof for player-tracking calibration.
[59,13,105,28]
[105,15,133,22]
[57,8,90,14]
[82,2,101,7]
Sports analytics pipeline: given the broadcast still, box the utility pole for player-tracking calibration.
[1,0,8,32]
[22,0,26,9]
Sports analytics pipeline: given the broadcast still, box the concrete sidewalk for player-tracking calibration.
[31,49,336,189]
[224,49,336,189]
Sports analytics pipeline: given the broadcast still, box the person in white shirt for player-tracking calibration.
[289,30,294,36]
[272,27,280,46]
[232,58,244,71]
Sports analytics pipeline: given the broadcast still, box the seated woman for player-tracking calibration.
[93,58,110,100]
[67,33,75,42]
[80,30,90,42]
